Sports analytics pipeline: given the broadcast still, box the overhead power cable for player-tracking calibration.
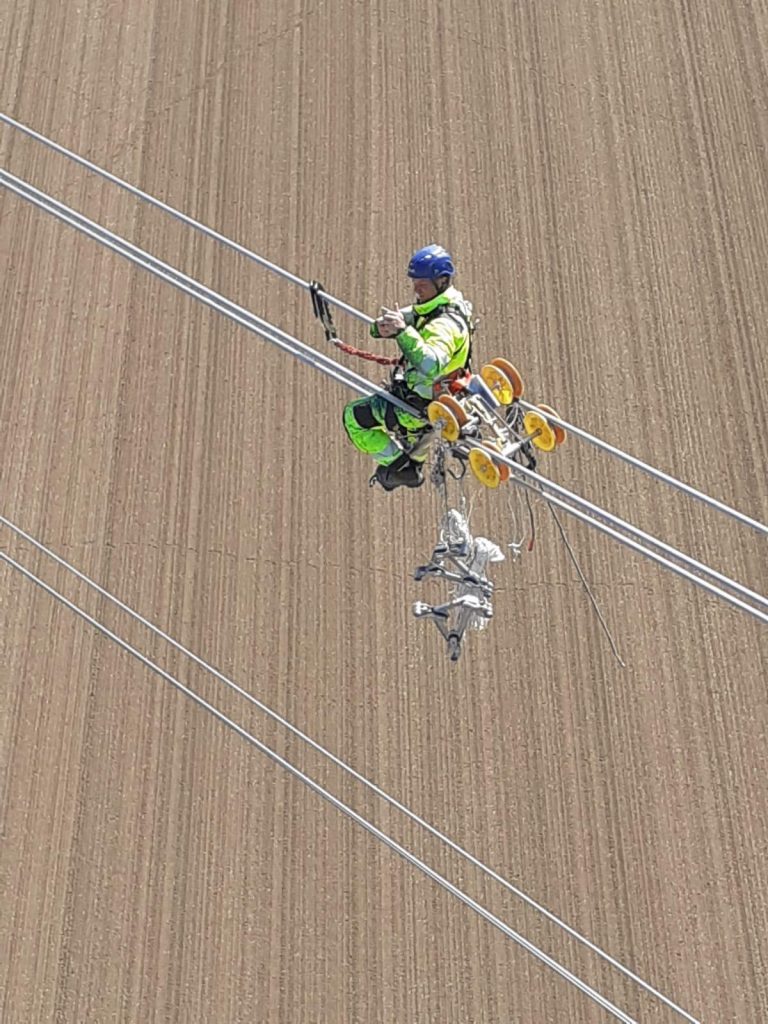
[0,111,362,324]
[472,446,768,625]
[0,547,644,1024]
[1,110,763,537]
[0,112,744,1024]
[516,400,767,538]
[0,513,699,1023]
[0,168,420,422]
[0,167,763,630]
[474,452,768,618]
[0,156,730,1022]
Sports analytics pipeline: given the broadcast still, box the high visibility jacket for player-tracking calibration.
[371,286,473,399]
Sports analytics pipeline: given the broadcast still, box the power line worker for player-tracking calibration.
[343,244,474,491]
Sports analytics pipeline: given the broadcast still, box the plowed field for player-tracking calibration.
[1,1,767,1021]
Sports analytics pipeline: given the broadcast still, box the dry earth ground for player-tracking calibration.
[1,1,767,1021]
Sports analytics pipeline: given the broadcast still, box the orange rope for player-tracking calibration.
[332,338,400,366]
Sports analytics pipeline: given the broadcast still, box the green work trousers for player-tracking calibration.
[343,395,428,466]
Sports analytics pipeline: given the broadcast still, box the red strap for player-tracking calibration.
[333,339,400,366]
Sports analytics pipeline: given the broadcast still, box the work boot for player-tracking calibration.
[374,454,425,491]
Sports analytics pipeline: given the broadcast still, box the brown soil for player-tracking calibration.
[1,1,767,1020]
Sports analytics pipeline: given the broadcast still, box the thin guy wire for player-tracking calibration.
[2,111,763,536]
[0,549,641,1024]
[0,512,698,1022]
[547,502,627,668]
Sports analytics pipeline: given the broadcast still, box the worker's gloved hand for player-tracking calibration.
[376,306,406,338]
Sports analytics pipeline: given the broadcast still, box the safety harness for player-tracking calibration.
[412,300,475,373]
[386,300,475,420]
[310,281,400,366]
[310,280,476,432]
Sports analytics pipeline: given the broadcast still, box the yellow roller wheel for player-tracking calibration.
[491,358,525,399]
[485,441,511,482]
[536,403,566,447]
[523,410,557,452]
[438,394,468,426]
[479,363,515,405]
[468,447,502,489]
[427,394,466,442]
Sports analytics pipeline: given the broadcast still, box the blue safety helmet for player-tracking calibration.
[407,244,455,280]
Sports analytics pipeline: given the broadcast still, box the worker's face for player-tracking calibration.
[412,277,439,303]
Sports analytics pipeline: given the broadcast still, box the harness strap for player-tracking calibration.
[310,280,399,364]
